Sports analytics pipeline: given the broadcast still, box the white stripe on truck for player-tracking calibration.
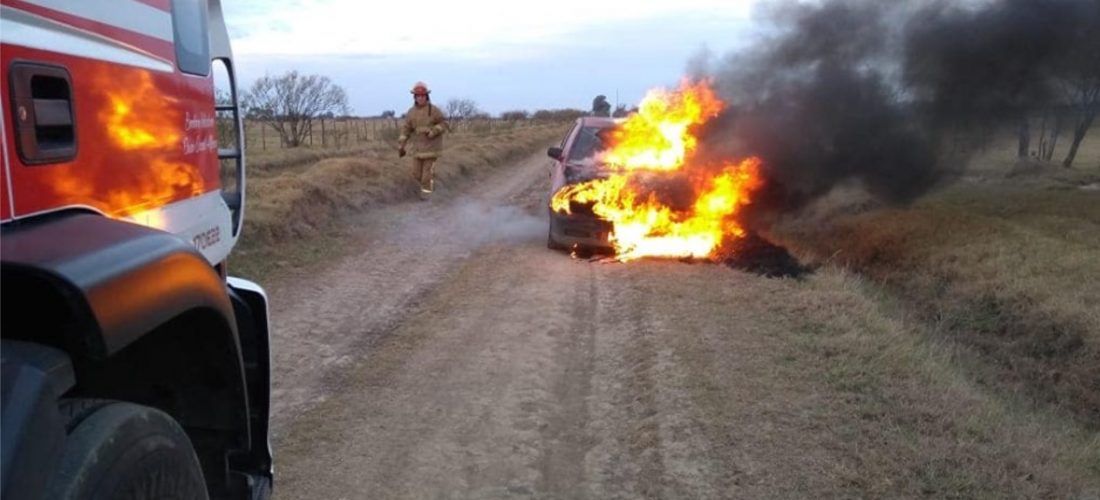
[21,0,174,42]
[0,6,174,73]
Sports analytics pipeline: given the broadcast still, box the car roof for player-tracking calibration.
[577,116,622,128]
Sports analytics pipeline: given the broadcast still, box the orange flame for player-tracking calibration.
[552,80,763,261]
[101,71,182,149]
[603,79,724,171]
[97,70,204,217]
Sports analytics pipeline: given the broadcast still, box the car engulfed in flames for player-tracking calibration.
[549,80,764,262]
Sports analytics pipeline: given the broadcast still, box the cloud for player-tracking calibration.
[224,0,759,114]
[224,0,755,60]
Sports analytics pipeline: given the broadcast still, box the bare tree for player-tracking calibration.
[214,89,235,146]
[1017,117,1030,158]
[1059,67,1100,167]
[1054,7,1100,167]
[1036,107,1064,161]
[445,98,481,122]
[243,70,350,148]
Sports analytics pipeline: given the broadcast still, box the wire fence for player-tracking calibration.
[230,118,546,151]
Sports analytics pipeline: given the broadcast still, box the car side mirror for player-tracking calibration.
[547,147,563,160]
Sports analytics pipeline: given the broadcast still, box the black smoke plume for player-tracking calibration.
[690,0,1099,220]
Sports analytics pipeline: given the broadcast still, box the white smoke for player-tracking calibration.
[391,199,545,253]
[452,201,544,248]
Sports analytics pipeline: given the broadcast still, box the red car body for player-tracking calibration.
[546,116,621,252]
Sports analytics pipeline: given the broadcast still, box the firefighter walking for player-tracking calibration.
[398,81,448,199]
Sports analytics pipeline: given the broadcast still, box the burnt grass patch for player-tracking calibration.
[723,232,815,279]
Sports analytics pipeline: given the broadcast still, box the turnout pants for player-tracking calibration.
[412,157,436,193]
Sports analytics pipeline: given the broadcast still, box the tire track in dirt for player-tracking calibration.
[582,263,736,499]
[626,267,745,499]
[579,268,669,499]
[622,296,668,497]
[264,150,555,434]
[535,262,598,495]
[273,241,603,499]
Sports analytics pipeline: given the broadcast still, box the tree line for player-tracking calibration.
[230,69,1095,165]
[233,70,598,149]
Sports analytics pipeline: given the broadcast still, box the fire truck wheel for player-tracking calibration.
[46,400,209,500]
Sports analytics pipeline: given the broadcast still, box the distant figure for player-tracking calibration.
[398,81,448,199]
[592,95,611,117]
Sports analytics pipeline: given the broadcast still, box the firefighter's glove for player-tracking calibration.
[425,129,437,139]
[398,147,406,158]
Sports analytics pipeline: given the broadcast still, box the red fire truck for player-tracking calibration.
[0,1,273,498]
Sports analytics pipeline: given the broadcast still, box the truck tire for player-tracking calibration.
[58,398,114,432]
[45,400,209,500]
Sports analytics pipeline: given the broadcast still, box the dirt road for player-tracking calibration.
[264,151,1100,499]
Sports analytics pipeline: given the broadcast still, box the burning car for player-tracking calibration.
[549,81,765,262]
[546,116,623,252]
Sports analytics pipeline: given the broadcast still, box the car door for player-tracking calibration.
[550,121,580,196]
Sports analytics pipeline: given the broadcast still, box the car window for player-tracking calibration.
[567,126,614,161]
[560,123,577,149]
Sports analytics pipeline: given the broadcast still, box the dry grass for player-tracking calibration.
[741,134,1100,496]
[768,268,1100,497]
[240,118,552,175]
[589,257,1100,497]
[769,133,1100,428]
[228,122,569,280]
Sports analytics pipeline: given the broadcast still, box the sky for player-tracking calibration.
[222,0,761,116]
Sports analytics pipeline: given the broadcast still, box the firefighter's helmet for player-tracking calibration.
[410,81,431,95]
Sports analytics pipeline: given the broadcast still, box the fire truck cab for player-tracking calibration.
[0,1,272,499]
